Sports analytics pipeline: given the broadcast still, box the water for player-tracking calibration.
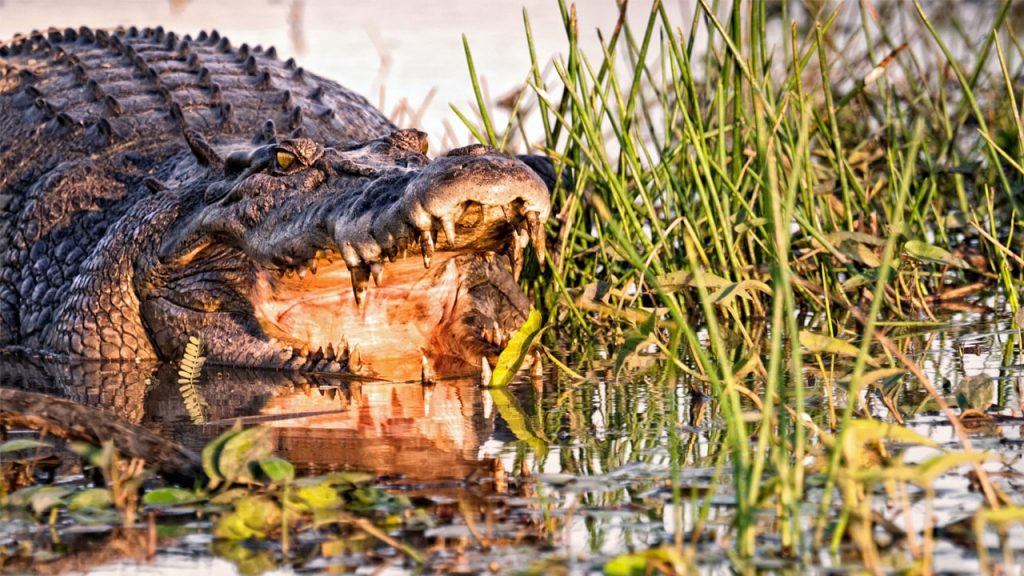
[4,315,1024,573]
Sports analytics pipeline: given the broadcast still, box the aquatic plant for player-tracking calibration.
[456,0,1024,571]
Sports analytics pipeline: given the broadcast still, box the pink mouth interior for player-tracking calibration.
[252,255,464,380]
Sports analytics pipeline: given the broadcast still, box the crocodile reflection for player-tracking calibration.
[0,353,493,480]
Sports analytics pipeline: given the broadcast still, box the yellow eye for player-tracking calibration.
[276,150,296,170]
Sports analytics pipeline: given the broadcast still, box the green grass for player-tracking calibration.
[457,0,1024,570]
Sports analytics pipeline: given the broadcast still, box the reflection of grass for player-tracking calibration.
[456,0,1024,571]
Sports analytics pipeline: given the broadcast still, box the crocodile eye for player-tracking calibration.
[276,150,296,170]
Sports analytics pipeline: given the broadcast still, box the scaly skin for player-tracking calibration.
[0,26,551,379]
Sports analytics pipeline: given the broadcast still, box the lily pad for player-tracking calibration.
[67,488,113,511]
[143,487,204,507]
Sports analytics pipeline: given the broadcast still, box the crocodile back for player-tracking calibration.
[0,26,396,346]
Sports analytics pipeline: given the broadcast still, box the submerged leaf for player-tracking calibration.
[488,308,544,388]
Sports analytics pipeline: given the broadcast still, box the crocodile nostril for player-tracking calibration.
[445,144,493,157]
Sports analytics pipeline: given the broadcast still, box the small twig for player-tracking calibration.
[339,511,425,564]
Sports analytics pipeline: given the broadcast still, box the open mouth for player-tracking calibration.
[249,199,546,381]
[157,144,552,380]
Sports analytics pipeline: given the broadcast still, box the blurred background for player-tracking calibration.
[0,0,652,149]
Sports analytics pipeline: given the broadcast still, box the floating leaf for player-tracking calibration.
[257,457,295,484]
[143,487,204,507]
[202,421,243,490]
[904,240,969,269]
[213,496,280,540]
[0,438,52,453]
[14,485,74,516]
[293,482,342,513]
[217,426,273,486]
[799,331,861,357]
[67,488,113,511]
[604,546,692,575]
[956,374,993,412]
[488,308,543,388]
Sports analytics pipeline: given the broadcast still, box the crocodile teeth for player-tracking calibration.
[350,346,363,372]
[309,346,324,363]
[370,262,384,287]
[324,342,336,361]
[509,231,525,281]
[419,229,434,269]
[308,259,317,275]
[526,211,546,270]
[481,356,493,387]
[296,266,308,279]
[350,264,370,309]
[421,354,433,385]
[440,217,456,249]
[296,344,309,358]
[341,244,360,269]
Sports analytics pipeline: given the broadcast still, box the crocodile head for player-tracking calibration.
[147,129,550,380]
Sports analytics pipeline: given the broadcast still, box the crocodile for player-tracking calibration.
[0,26,551,380]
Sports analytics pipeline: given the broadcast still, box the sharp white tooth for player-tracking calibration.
[370,262,384,286]
[341,243,360,269]
[481,356,492,387]
[440,217,457,248]
[419,229,434,269]
[350,346,363,372]
[518,227,530,248]
[325,342,336,361]
[297,266,307,279]
[526,211,546,270]
[308,259,317,275]
[285,268,296,278]
[421,354,433,385]
[492,321,504,347]
[509,235,524,281]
